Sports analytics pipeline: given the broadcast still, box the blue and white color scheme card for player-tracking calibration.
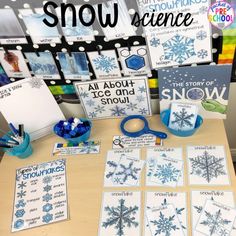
[99,191,141,236]
[12,159,68,232]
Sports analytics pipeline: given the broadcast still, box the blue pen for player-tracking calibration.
[0,141,16,147]
[0,138,18,145]
[9,123,19,136]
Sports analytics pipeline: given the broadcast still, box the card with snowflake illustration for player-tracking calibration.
[103,149,140,187]
[99,191,141,236]
[191,190,236,236]
[12,159,68,232]
[146,204,185,236]
[112,156,145,186]
[117,46,152,76]
[74,77,152,119]
[169,102,198,131]
[146,147,184,187]
[144,192,187,236]
[87,50,121,79]
[187,146,230,186]
[195,200,236,236]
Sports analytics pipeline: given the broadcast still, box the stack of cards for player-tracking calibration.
[104,149,145,187]
[146,147,184,187]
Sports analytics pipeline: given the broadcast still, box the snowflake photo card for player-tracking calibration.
[146,204,185,236]
[187,146,230,186]
[144,192,188,236]
[112,156,145,186]
[87,50,121,79]
[98,191,141,236]
[195,200,236,236]
[146,147,184,187]
[191,190,236,236]
[103,149,141,187]
[169,102,198,131]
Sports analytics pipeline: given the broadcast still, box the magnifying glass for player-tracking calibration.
[120,115,167,139]
[113,138,124,148]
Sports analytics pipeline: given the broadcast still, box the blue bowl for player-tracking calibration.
[54,118,92,144]
[3,132,33,159]
[160,109,203,137]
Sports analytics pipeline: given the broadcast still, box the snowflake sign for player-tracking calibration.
[93,55,117,73]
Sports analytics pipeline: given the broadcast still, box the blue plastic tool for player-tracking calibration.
[120,115,167,139]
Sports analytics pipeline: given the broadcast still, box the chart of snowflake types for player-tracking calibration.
[11,159,68,232]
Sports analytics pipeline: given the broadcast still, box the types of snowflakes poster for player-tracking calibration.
[187,146,230,185]
[99,191,141,236]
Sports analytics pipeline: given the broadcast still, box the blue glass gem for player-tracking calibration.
[125,55,145,71]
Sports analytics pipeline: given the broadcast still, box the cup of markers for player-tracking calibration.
[1,123,33,159]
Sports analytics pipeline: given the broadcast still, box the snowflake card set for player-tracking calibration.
[144,192,188,236]
[146,147,184,187]
[191,190,236,236]
[98,191,141,236]
[137,0,212,68]
[74,77,152,119]
[11,160,68,232]
[187,146,230,186]
[104,149,145,187]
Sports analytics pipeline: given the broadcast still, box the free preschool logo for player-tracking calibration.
[208,0,235,29]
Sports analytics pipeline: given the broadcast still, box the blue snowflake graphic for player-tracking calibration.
[43,203,53,212]
[136,95,145,102]
[151,211,179,235]
[42,213,53,223]
[154,163,180,184]
[15,209,25,218]
[85,99,95,107]
[197,49,208,59]
[95,105,105,114]
[196,30,207,40]
[200,209,231,235]
[171,108,195,128]
[106,161,118,179]
[14,219,24,229]
[139,108,148,115]
[190,151,226,183]
[110,105,126,117]
[102,199,139,236]
[93,55,118,73]
[79,145,98,154]
[114,161,141,184]
[126,103,138,111]
[43,193,53,202]
[199,6,208,14]
[43,176,52,184]
[15,200,26,209]
[88,112,97,118]
[138,86,146,93]
[80,91,89,99]
[39,162,49,169]
[187,88,204,100]
[17,190,26,198]
[43,185,52,192]
[17,181,27,189]
[150,37,160,47]
[162,34,196,64]
[194,197,214,214]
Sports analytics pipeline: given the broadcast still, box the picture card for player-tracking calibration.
[19,8,61,44]
[117,46,151,76]
[0,50,31,78]
[74,77,152,119]
[112,135,162,149]
[0,64,11,87]
[56,5,95,42]
[87,50,121,79]
[191,190,236,236]
[58,52,90,80]
[146,147,184,187]
[159,65,232,119]
[146,204,185,236]
[195,200,236,236]
[25,52,60,80]
[99,191,141,236]
[95,0,136,41]
[0,78,65,141]
[104,149,140,187]
[112,156,145,186]
[144,192,187,236]
[12,159,68,232]
[187,146,230,186]
[53,141,101,156]
[169,102,198,131]
[0,9,27,44]
[138,0,212,68]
